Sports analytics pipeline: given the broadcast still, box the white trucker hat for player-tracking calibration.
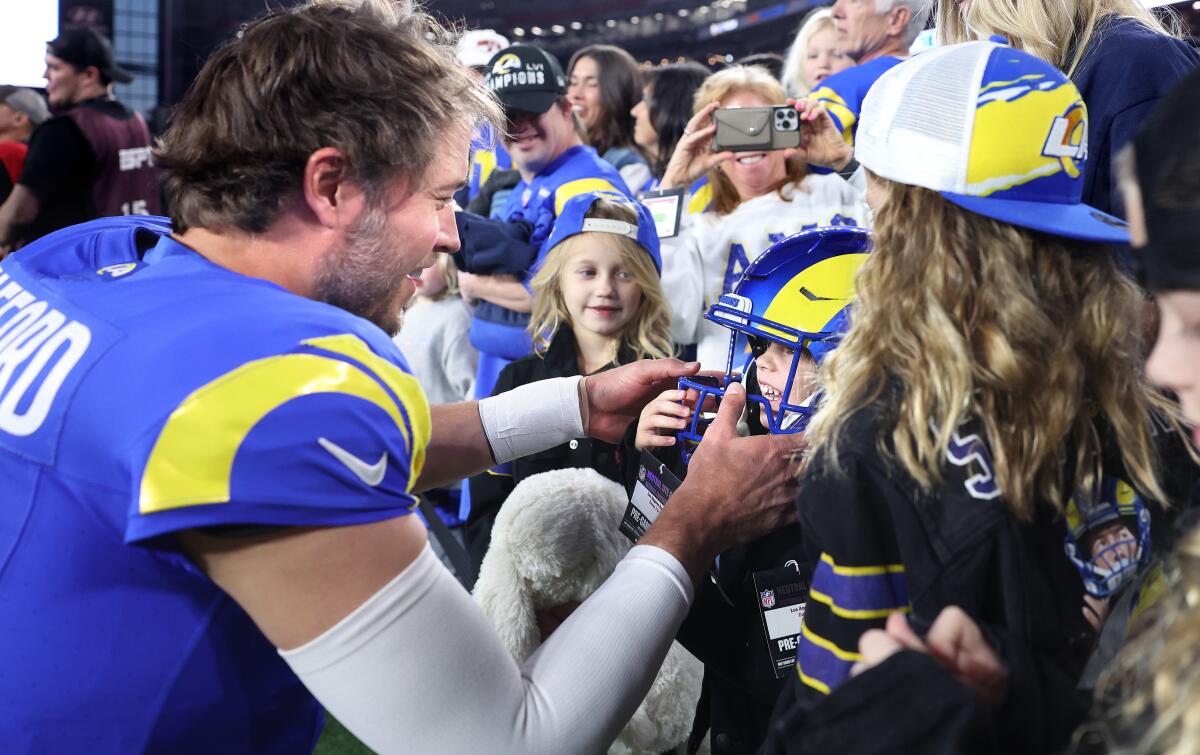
[855,39,1128,244]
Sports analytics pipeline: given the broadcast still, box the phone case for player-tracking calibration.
[712,106,801,152]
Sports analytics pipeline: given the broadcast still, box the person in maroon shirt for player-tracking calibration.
[0,27,160,256]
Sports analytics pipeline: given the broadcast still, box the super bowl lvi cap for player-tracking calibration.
[484,45,567,115]
[545,192,662,274]
[855,39,1129,244]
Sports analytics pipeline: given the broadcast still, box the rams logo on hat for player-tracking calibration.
[966,70,1088,201]
[1041,101,1088,179]
[492,53,522,75]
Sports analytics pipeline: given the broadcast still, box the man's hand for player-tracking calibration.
[640,383,804,578]
[784,99,854,172]
[582,358,701,443]
[853,608,1008,709]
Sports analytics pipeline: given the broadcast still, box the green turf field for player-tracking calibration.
[314,716,374,755]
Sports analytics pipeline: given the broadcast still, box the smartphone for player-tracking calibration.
[711,106,801,152]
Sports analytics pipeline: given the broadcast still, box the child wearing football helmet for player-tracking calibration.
[464,191,672,568]
[622,226,869,753]
[635,226,869,458]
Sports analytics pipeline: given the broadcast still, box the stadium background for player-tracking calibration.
[4,0,1197,126]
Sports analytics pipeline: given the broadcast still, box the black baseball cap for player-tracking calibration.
[47,27,134,84]
[484,45,567,115]
[1130,67,1200,291]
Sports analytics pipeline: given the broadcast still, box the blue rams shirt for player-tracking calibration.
[467,122,512,202]
[493,144,630,265]
[808,55,903,145]
[0,217,429,753]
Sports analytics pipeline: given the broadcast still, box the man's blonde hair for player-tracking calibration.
[693,66,806,216]
[936,0,1179,77]
[806,174,1181,520]
[158,0,501,232]
[528,198,672,365]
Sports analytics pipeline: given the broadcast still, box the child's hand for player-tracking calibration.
[634,389,692,450]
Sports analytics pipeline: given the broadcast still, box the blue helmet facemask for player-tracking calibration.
[674,226,870,464]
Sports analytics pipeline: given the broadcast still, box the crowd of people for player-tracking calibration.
[1,0,1199,753]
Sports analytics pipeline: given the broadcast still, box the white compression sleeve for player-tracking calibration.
[477,376,585,464]
[281,543,693,755]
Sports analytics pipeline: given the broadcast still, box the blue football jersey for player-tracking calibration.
[467,122,513,201]
[808,56,903,145]
[0,217,429,752]
[494,144,631,266]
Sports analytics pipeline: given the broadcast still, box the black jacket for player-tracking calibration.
[764,398,1114,754]
[763,406,1200,755]
[463,328,628,568]
[619,393,812,755]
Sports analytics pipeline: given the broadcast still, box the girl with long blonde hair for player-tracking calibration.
[779,39,1189,754]
[463,192,672,563]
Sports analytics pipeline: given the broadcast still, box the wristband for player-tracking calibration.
[478,376,585,464]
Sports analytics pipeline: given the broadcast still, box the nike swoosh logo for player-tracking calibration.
[799,287,837,302]
[318,437,388,487]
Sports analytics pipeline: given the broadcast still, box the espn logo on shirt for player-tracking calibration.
[118,146,153,171]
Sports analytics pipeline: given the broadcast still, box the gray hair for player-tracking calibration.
[877,0,933,46]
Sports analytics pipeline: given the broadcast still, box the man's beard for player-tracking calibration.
[312,204,411,336]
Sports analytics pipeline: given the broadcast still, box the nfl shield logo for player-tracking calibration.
[760,589,775,609]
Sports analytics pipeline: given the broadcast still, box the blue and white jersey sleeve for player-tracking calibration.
[126,333,431,542]
[807,56,903,146]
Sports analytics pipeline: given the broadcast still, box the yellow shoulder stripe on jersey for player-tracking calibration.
[1128,564,1167,627]
[808,86,856,145]
[801,622,862,661]
[808,585,911,620]
[303,334,431,486]
[141,345,419,514]
[687,182,713,215]
[797,666,832,695]
[554,178,622,216]
[473,148,498,189]
[818,552,905,576]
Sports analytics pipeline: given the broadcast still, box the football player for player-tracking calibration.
[0,2,804,752]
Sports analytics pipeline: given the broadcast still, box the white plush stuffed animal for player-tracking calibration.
[473,467,703,755]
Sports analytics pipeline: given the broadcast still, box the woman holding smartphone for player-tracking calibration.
[657,65,867,370]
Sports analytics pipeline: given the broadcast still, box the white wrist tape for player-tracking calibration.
[478,376,585,464]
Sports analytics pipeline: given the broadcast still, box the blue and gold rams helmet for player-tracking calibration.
[1063,475,1152,598]
[677,226,870,462]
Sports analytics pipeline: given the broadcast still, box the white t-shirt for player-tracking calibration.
[661,172,868,368]
[393,296,477,405]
